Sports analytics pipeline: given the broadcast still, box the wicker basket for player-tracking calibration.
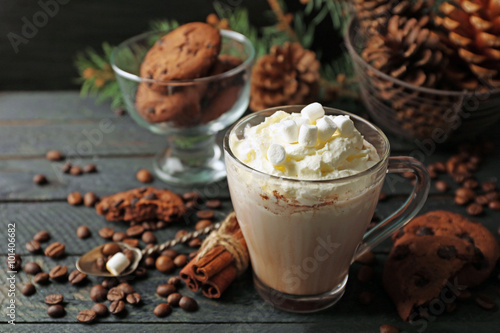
[345,18,500,142]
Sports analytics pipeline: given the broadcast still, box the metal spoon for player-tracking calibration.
[76,222,221,277]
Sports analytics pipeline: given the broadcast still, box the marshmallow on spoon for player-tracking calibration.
[106,252,131,276]
[301,103,325,122]
[298,125,318,147]
[316,116,338,142]
[279,120,299,143]
[267,144,287,165]
[333,115,354,137]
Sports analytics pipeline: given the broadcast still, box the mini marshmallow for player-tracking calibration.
[267,144,287,165]
[298,125,318,147]
[316,116,338,142]
[279,120,299,143]
[333,115,354,137]
[106,252,131,276]
[301,102,325,122]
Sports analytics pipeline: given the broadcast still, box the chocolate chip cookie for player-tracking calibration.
[383,235,477,320]
[96,187,186,223]
[140,22,221,92]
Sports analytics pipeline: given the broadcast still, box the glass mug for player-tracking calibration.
[223,106,430,313]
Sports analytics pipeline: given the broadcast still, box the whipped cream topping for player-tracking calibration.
[230,103,380,180]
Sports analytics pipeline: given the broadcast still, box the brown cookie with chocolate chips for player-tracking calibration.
[96,187,186,223]
[383,235,477,321]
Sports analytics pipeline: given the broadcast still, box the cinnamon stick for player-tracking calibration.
[179,259,200,291]
[201,264,238,298]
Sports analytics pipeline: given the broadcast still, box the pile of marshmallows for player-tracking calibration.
[267,103,355,166]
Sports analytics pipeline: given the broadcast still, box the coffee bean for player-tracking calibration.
[126,225,144,238]
[156,221,167,229]
[195,220,212,231]
[46,150,63,161]
[379,324,399,333]
[99,227,114,239]
[156,284,176,297]
[154,303,172,317]
[61,161,72,173]
[123,238,139,248]
[24,262,42,275]
[126,292,141,305]
[117,282,135,295]
[355,251,376,265]
[33,230,50,243]
[196,210,214,219]
[175,229,188,239]
[179,296,198,312]
[182,191,200,202]
[486,191,500,201]
[156,256,175,274]
[475,294,496,310]
[454,195,469,205]
[67,191,83,205]
[77,309,97,323]
[206,199,222,209]
[188,238,202,248]
[102,243,121,256]
[21,283,36,296]
[76,225,91,239]
[142,231,156,244]
[68,270,87,285]
[136,169,153,183]
[84,164,98,173]
[434,180,449,193]
[45,294,64,305]
[107,287,125,301]
[467,203,483,216]
[357,265,374,282]
[33,174,48,185]
[45,242,65,258]
[475,195,489,206]
[26,240,41,253]
[144,256,155,268]
[173,254,188,268]
[70,165,83,176]
[47,304,66,318]
[49,265,68,281]
[167,292,183,306]
[121,249,134,263]
[161,249,178,259]
[189,251,198,259]
[91,303,108,317]
[84,192,99,207]
[142,221,157,231]
[134,266,147,278]
[482,181,497,192]
[463,178,479,189]
[489,200,500,210]
[102,277,119,289]
[89,284,108,302]
[359,291,373,305]
[110,232,125,242]
[109,300,126,315]
[34,272,50,285]
[456,187,475,200]
[168,276,183,288]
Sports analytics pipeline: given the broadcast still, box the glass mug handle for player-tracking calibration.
[352,156,430,262]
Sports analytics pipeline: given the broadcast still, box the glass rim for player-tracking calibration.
[223,105,391,184]
[344,17,500,97]
[110,29,255,85]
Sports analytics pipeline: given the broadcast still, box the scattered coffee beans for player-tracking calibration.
[123,238,139,248]
[168,276,182,288]
[126,293,141,305]
[24,262,42,275]
[21,283,36,296]
[196,210,214,219]
[111,232,126,242]
[154,303,172,317]
[90,285,108,302]
[84,164,98,173]
[99,227,114,239]
[156,256,175,274]
[45,294,64,305]
[76,225,91,239]
[47,304,66,318]
[156,284,176,297]
[182,191,200,202]
[107,287,125,301]
[33,174,48,185]
[489,200,500,210]
[136,169,153,183]
[68,270,87,285]
[195,220,212,231]
[77,309,97,323]
[70,165,83,176]
[117,283,135,295]
[173,254,188,268]
[25,240,41,253]
[379,324,399,333]
[435,180,449,193]
[162,249,178,259]
[126,225,145,238]
[91,303,109,317]
[167,293,182,307]
[475,294,496,310]
[84,192,99,207]
[109,300,126,315]
[179,296,198,312]
[45,242,65,258]
[49,265,68,281]
[67,192,83,205]
[142,231,156,244]
[46,150,63,161]
[102,278,119,289]
[33,272,50,285]
[205,199,221,209]
[188,238,202,248]
[61,162,72,173]
[466,203,483,216]
[34,230,50,243]
[102,243,121,256]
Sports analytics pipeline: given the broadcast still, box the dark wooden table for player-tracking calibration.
[1,91,499,332]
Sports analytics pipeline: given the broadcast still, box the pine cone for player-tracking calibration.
[353,0,433,35]
[250,42,320,111]
[436,0,500,88]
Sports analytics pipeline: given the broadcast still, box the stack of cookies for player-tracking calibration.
[384,211,500,320]
[136,22,244,127]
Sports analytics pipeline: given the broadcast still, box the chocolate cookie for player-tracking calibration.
[140,22,221,92]
[135,82,202,126]
[393,210,500,286]
[96,187,186,223]
[383,235,476,320]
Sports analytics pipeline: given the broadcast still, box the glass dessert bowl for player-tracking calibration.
[111,29,255,186]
